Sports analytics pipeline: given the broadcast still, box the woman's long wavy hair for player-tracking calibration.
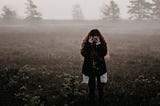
[81,29,107,50]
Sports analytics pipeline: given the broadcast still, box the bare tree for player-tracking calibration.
[151,0,160,20]
[72,4,84,20]
[128,0,152,20]
[101,0,120,21]
[1,6,17,22]
[25,0,42,22]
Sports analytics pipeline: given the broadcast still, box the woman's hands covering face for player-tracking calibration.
[89,36,100,44]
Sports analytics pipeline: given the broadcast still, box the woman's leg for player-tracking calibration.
[97,75,105,103]
[88,74,96,101]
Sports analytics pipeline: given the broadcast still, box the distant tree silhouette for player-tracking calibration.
[72,4,84,20]
[25,0,42,22]
[128,0,152,20]
[1,6,17,22]
[101,0,120,21]
[151,0,160,20]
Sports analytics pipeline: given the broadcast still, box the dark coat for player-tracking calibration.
[81,42,107,76]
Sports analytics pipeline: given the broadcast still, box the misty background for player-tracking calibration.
[0,0,129,20]
[0,0,160,106]
[0,0,154,20]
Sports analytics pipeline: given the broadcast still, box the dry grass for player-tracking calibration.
[0,20,160,106]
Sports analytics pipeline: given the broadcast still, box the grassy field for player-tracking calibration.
[0,20,160,106]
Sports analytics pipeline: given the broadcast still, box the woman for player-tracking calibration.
[80,29,109,104]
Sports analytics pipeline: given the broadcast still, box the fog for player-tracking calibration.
[0,0,160,106]
[0,0,131,20]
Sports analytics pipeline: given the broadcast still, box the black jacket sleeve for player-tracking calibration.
[81,42,92,58]
[97,43,107,57]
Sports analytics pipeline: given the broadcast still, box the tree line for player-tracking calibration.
[0,0,42,23]
[101,0,160,21]
[0,0,160,22]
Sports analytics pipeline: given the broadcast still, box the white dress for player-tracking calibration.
[82,72,108,84]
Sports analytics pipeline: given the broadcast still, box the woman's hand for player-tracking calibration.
[88,36,101,45]
[93,36,100,43]
[88,36,93,43]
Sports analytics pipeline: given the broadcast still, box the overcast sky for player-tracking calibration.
[0,0,152,20]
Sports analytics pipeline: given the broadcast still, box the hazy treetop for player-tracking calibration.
[0,0,152,20]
